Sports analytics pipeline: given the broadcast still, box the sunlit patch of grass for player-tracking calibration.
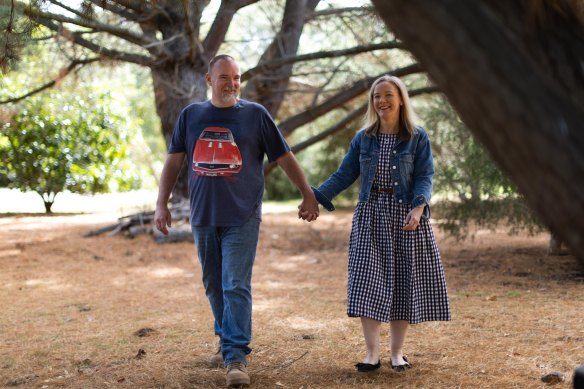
[504,290,522,298]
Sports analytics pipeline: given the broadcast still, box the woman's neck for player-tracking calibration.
[379,118,399,134]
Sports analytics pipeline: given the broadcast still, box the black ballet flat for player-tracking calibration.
[355,361,381,373]
[390,356,411,372]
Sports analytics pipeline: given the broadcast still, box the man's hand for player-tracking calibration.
[154,152,185,236]
[275,151,320,222]
[154,204,172,235]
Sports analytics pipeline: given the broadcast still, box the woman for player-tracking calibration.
[312,75,450,372]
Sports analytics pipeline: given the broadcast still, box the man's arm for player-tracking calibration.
[276,151,319,222]
[154,152,186,235]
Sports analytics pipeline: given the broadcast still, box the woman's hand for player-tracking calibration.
[403,205,424,231]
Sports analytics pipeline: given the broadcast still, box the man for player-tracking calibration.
[154,54,319,387]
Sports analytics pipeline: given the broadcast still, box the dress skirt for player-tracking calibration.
[346,133,451,324]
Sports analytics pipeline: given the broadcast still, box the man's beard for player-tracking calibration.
[220,89,239,104]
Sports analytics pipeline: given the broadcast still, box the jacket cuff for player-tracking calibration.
[412,195,431,219]
[312,186,335,211]
[412,195,427,209]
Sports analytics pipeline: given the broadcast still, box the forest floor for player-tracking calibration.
[0,210,583,389]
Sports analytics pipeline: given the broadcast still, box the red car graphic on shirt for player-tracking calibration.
[192,127,242,176]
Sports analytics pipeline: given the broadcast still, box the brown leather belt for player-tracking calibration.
[371,186,393,193]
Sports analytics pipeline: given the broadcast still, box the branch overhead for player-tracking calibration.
[25,7,161,53]
[307,6,375,20]
[203,0,260,60]
[278,63,422,136]
[242,41,403,81]
[264,85,438,174]
[86,0,142,21]
[0,58,99,105]
[26,15,155,66]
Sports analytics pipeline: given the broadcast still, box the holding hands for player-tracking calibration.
[297,193,320,222]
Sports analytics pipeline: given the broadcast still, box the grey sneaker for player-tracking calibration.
[206,348,223,368]
[226,362,250,387]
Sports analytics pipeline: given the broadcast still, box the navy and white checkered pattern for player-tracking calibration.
[347,133,451,324]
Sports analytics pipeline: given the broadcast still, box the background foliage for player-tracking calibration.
[0,85,141,212]
[417,95,544,238]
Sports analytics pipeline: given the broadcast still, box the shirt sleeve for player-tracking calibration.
[167,108,187,154]
[258,106,290,162]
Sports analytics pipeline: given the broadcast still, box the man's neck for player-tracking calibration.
[210,98,239,108]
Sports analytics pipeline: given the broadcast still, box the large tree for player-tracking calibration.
[371,0,584,263]
[1,0,431,200]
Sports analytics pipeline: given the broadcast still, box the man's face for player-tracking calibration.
[206,59,241,107]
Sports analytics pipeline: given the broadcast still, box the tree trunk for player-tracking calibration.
[150,63,207,201]
[242,0,319,117]
[44,201,53,213]
[548,233,564,256]
[372,0,584,266]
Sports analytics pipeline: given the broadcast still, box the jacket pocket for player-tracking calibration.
[359,154,372,176]
[399,153,414,183]
[358,154,372,195]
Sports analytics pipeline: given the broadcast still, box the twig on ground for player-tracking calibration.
[251,351,310,374]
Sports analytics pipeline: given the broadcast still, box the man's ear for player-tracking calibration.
[205,73,211,85]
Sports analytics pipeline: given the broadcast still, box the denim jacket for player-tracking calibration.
[313,126,434,218]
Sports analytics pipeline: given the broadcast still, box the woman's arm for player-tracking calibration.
[411,128,434,209]
[315,131,362,207]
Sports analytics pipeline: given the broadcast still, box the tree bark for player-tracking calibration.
[150,64,207,201]
[548,233,563,256]
[371,0,584,264]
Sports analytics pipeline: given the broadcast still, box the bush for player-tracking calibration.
[0,89,140,212]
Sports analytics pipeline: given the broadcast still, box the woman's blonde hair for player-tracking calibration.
[363,75,417,139]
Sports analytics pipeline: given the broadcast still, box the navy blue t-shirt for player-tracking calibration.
[168,99,290,227]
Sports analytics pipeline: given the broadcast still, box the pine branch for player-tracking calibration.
[278,63,422,136]
[307,6,375,20]
[26,7,154,48]
[28,16,154,66]
[47,0,90,20]
[109,0,148,14]
[264,103,365,174]
[0,58,99,104]
[242,41,403,81]
[86,0,142,22]
[203,0,260,60]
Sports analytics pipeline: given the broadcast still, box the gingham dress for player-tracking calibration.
[347,133,451,324]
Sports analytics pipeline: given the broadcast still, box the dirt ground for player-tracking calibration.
[0,211,583,389]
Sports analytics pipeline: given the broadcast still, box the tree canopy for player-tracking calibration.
[1,0,434,199]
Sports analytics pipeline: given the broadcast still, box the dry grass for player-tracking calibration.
[0,211,582,389]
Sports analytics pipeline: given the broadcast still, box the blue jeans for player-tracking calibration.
[192,216,261,366]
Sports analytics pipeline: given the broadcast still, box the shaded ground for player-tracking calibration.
[0,211,582,388]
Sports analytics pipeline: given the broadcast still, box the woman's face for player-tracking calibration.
[372,81,402,121]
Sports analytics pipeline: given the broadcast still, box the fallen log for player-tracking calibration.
[83,223,120,237]
[84,203,191,242]
[153,225,193,244]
